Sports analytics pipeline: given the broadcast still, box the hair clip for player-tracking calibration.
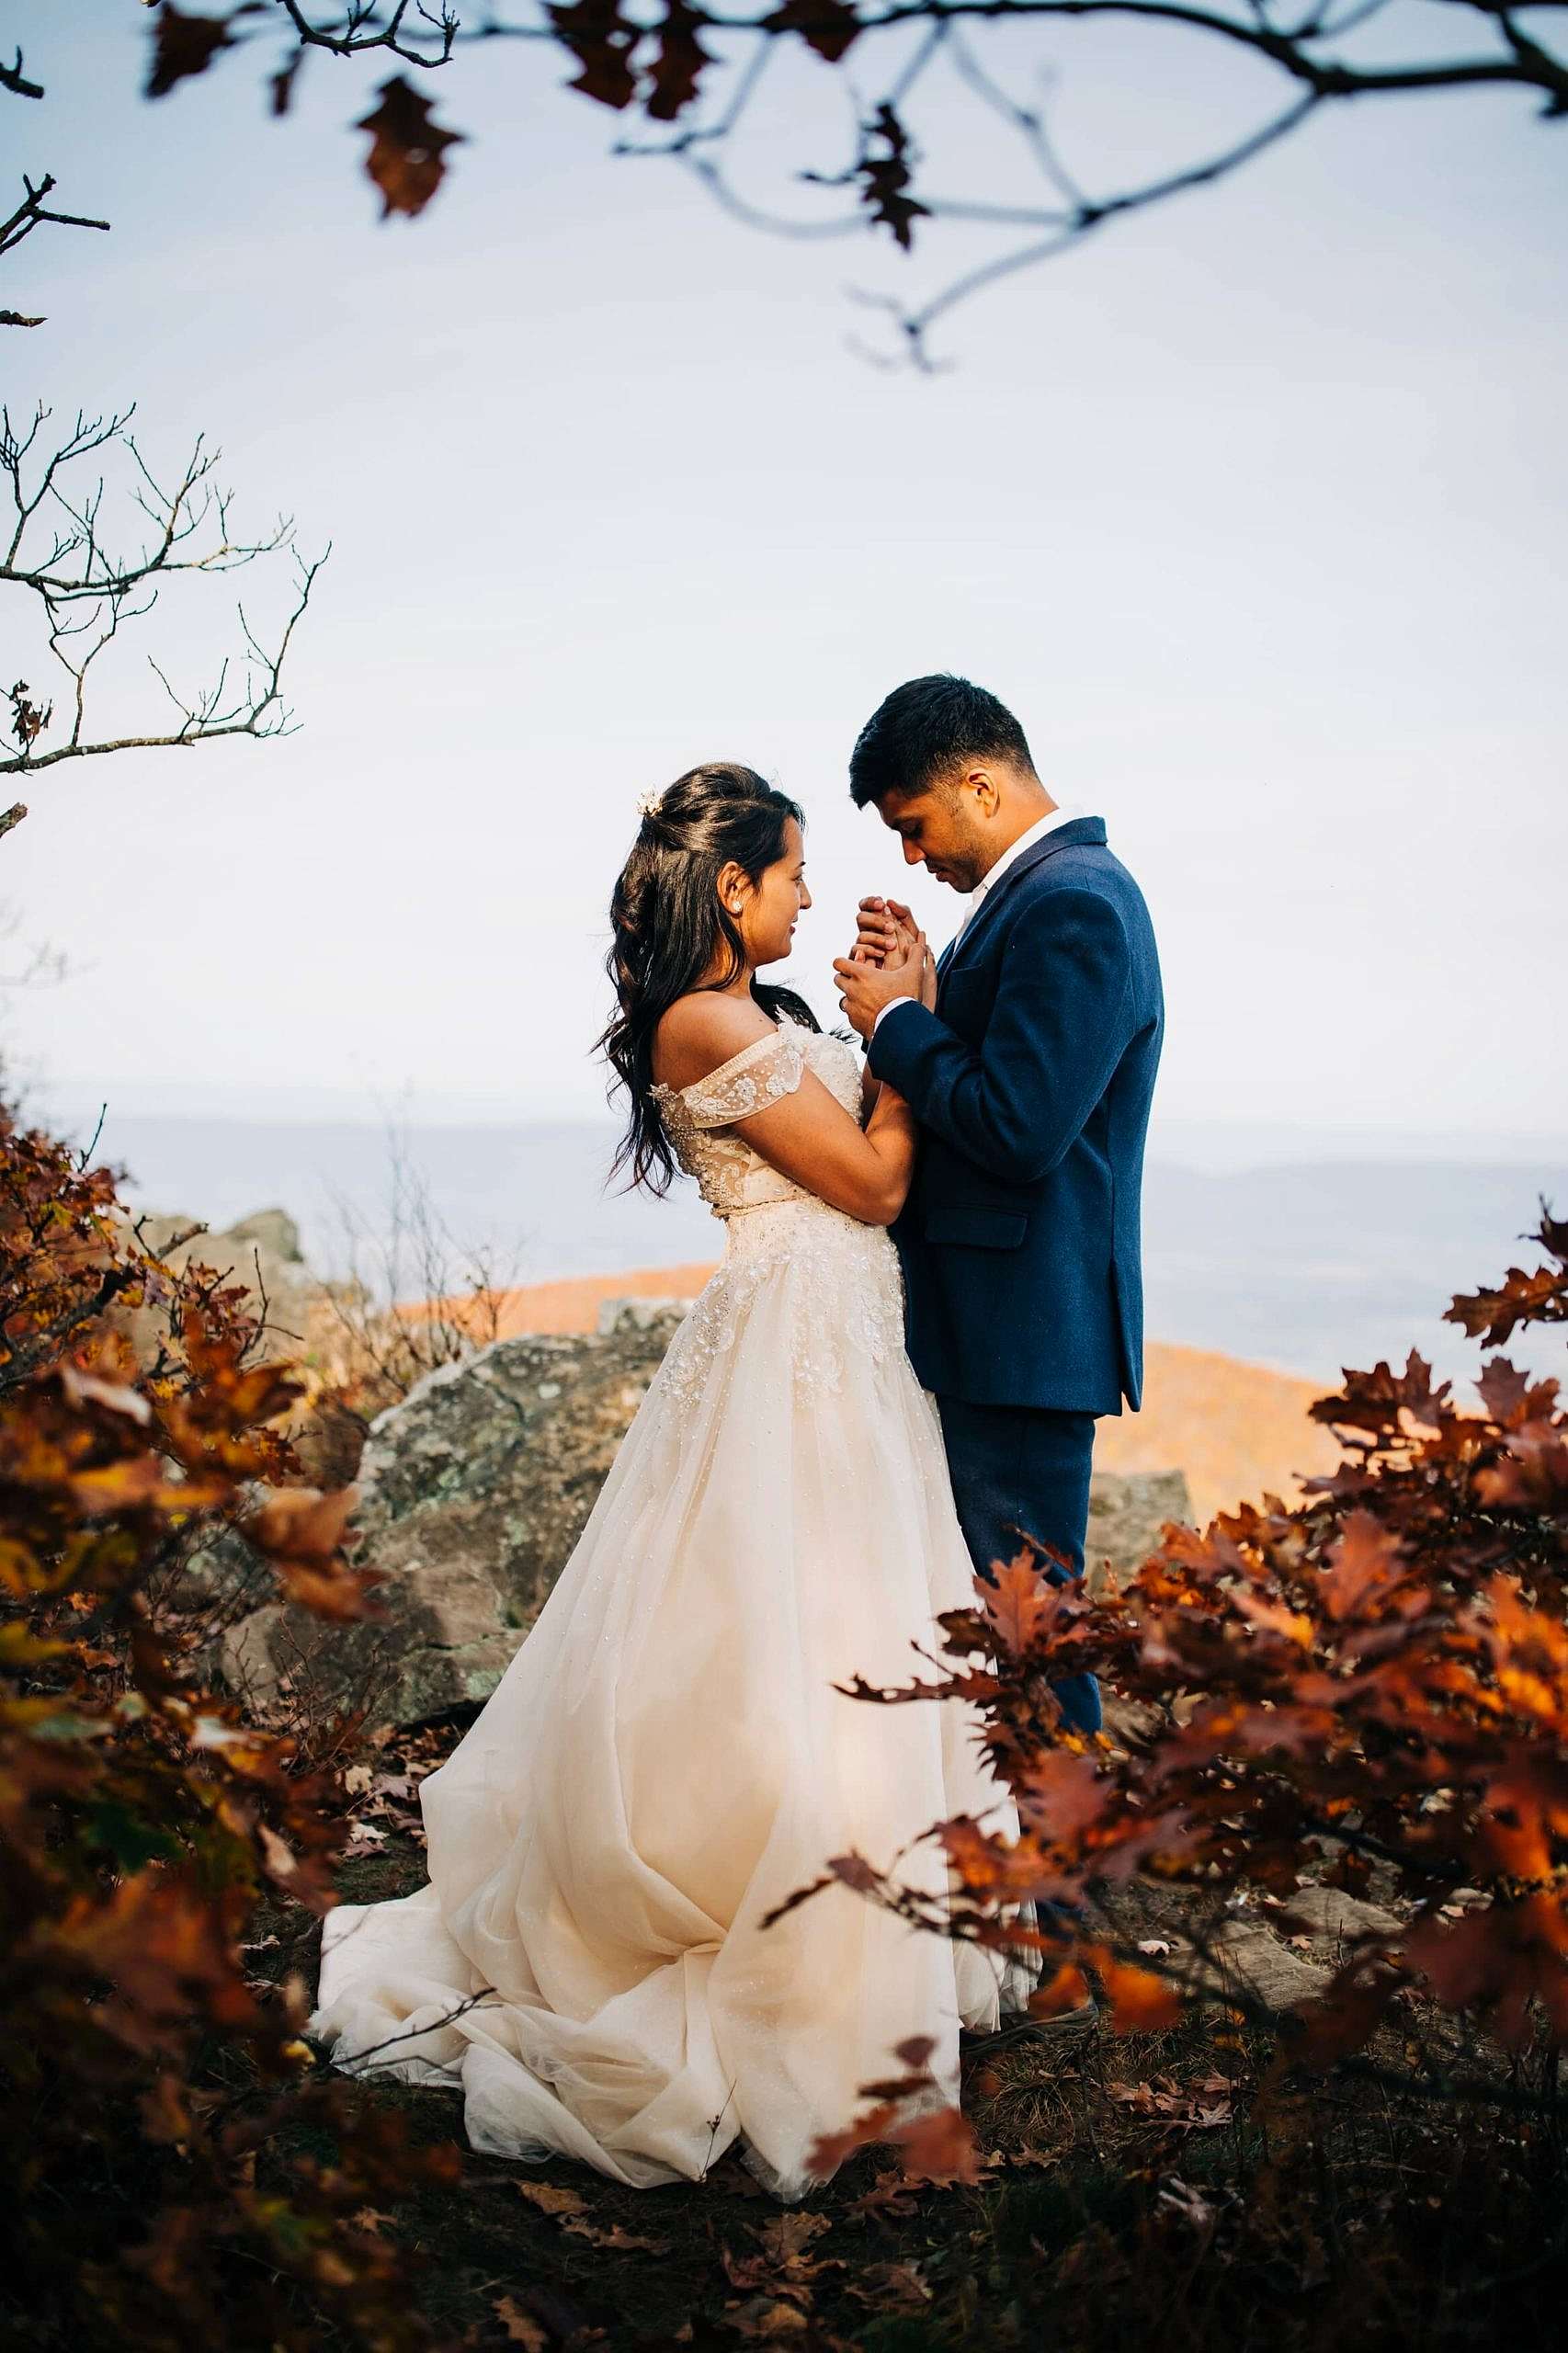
[635,787,665,822]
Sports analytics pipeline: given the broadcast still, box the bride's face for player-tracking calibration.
[736,817,812,967]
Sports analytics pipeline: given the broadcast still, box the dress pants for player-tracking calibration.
[936,1394,1102,1736]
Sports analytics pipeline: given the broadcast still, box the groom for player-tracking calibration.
[833,676,1164,1735]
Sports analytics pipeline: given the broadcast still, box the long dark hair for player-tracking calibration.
[599,761,821,1195]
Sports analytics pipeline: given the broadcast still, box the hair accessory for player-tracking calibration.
[635,787,665,822]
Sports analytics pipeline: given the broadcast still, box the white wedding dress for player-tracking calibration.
[311,1015,1033,2199]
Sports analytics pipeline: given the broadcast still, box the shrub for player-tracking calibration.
[0,1099,457,2350]
[815,1207,1568,2172]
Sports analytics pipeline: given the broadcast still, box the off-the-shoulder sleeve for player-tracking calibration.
[682,1025,807,1131]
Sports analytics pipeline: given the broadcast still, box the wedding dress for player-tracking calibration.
[310,1015,1033,2199]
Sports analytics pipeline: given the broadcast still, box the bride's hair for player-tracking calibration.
[600,761,821,1195]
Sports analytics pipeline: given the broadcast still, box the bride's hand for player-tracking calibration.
[835,926,932,1040]
[854,896,920,969]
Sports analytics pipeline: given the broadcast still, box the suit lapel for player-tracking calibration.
[937,815,1107,987]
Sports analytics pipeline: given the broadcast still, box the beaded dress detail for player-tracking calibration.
[312,1015,1032,2202]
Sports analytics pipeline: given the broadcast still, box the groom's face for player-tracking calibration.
[876,772,994,894]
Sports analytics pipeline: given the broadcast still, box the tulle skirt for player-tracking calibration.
[310,1198,1032,2199]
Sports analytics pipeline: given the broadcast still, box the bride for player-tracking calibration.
[310,761,1033,2200]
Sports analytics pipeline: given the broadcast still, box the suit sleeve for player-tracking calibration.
[867,887,1135,1186]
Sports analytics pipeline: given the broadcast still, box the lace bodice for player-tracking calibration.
[650,1014,863,1218]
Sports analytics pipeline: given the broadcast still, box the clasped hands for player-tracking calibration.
[833,895,938,1043]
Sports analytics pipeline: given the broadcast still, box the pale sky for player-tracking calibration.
[4,1,1565,1155]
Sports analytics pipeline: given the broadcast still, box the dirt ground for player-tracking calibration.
[257,1722,1567,2353]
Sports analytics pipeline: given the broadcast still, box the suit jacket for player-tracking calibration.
[867,816,1163,1415]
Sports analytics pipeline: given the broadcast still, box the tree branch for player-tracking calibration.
[0,408,325,807]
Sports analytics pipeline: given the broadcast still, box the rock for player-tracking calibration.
[1085,1469,1192,1595]
[203,1292,1198,1731]
[109,1201,360,1371]
[1209,1915,1334,2013]
[209,1310,684,1725]
[596,1296,696,1336]
[1278,1884,1402,1944]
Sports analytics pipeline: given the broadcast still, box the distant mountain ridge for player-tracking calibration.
[37,1102,1564,1387]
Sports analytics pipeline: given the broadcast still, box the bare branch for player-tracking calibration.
[0,47,45,102]
[0,172,111,318]
[0,408,325,807]
[196,0,1562,351]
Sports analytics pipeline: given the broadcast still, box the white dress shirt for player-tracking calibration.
[872,806,1090,1035]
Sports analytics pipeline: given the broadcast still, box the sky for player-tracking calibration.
[3,1,1565,1164]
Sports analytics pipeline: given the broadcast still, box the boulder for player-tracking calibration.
[207,1298,1194,1730]
[1084,1469,1191,1597]
[109,1201,362,1372]
[1278,1883,1402,1945]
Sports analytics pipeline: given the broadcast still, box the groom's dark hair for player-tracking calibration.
[848,674,1035,809]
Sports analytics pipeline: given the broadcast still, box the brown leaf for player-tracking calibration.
[492,2296,550,2350]
[357,75,467,221]
[756,2211,832,2266]
[247,1482,358,1563]
[893,2103,983,2185]
[548,0,641,110]
[725,2298,812,2341]
[146,4,244,99]
[763,0,863,63]
[855,102,930,253]
[513,2177,589,2221]
[1318,1511,1404,1622]
[980,1548,1057,1656]
[644,0,715,121]
[845,2258,931,2311]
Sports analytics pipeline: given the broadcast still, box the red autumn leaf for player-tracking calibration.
[1318,1510,1405,1621]
[1095,1952,1184,2033]
[892,2102,983,2184]
[357,75,468,222]
[1014,1748,1113,1841]
[981,1548,1057,1655]
[246,1483,358,1566]
[806,2099,902,2178]
[1030,1961,1091,2017]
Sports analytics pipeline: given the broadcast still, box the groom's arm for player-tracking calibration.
[866,889,1135,1187]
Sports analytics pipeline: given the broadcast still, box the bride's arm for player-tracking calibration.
[739,1068,915,1227]
[656,995,916,1227]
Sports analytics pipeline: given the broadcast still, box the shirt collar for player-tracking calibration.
[960,806,1086,930]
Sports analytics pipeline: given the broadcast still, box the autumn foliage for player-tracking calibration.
[0,1098,453,2351]
[817,1206,1568,2176]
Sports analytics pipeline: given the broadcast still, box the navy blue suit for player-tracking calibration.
[867,816,1163,1733]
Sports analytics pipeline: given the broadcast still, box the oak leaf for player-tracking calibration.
[644,0,715,121]
[146,3,247,99]
[357,76,467,221]
[549,0,641,109]
[763,0,863,62]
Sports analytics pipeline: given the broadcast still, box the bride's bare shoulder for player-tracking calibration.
[653,993,778,1094]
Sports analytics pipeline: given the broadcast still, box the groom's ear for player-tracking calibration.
[962,765,1003,820]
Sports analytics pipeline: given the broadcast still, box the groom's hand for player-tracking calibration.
[854,896,919,969]
[834,932,933,1041]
